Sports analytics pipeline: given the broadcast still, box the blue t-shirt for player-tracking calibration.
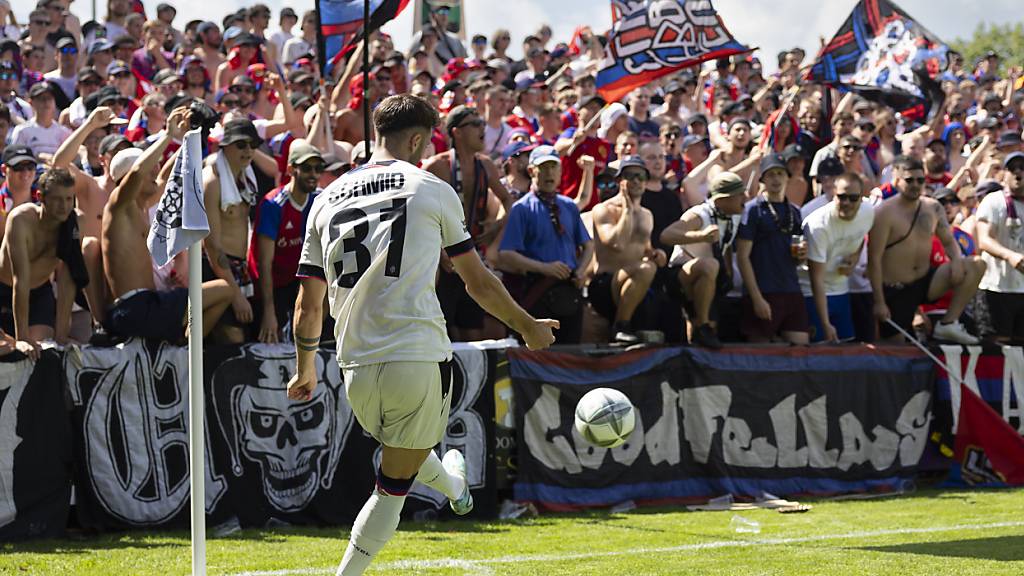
[737,196,803,295]
[500,191,591,270]
[628,116,660,140]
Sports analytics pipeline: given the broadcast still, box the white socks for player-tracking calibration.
[415,450,466,501]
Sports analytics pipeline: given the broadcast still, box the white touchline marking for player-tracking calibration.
[225,520,1024,576]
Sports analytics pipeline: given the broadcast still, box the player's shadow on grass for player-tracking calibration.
[858,535,1024,562]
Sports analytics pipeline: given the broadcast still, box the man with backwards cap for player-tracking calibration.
[975,152,1024,342]
[661,171,747,349]
[589,156,665,343]
[498,145,594,344]
[735,153,810,344]
[102,107,235,343]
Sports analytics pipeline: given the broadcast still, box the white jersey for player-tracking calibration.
[299,159,472,368]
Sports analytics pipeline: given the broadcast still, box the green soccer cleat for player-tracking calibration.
[442,449,473,516]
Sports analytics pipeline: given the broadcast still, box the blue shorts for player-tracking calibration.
[107,288,189,343]
[805,293,854,343]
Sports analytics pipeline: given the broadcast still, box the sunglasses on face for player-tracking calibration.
[938,198,961,206]
[842,144,863,151]
[858,124,876,132]
[620,172,648,182]
[836,194,861,203]
[31,20,51,26]
[60,47,78,55]
[9,163,37,173]
[229,85,255,94]
[597,180,617,191]
[0,73,16,81]
[221,98,241,107]
[903,176,926,184]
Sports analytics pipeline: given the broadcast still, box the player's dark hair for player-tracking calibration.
[38,168,75,195]
[893,155,923,173]
[836,172,865,195]
[373,94,439,137]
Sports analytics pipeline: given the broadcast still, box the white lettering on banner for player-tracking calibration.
[940,345,1023,433]
[0,361,32,529]
[522,383,932,473]
[1001,347,1024,434]
[401,348,489,508]
[939,344,983,433]
[65,341,227,525]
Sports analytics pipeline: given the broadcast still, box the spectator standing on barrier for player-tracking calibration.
[976,152,1024,342]
[249,139,322,344]
[102,108,234,344]
[589,156,665,343]
[202,118,262,344]
[498,145,593,344]
[661,171,747,349]
[868,155,985,344]
[0,168,82,358]
[803,173,874,343]
[736,153,810,343]
[423,105,512,341]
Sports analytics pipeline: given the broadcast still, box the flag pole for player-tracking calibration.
[362,0,370,160]
[188,244,205,574]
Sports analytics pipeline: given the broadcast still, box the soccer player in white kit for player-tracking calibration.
[286,94,558,576]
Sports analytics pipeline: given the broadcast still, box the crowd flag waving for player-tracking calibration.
[807,0,949,119]
[316,0,412,76]
[595,0,750,103]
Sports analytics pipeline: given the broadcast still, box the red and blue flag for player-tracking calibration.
[596,0,749,103]
[317,0,411,75]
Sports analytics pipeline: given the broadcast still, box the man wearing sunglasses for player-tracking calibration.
[0,62,31,125]
[43,37,79,102]
[803,173,874,343]
[868,155,985,344]
[249,139,322,344]
[590,156,664,343]
[499,140,533,201]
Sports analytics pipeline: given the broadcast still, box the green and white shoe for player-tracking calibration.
[442,449,473,516]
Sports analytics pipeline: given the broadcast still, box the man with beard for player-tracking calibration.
[423,105,512,341]
[924,137,953,186]
[195,22,225,74]
[803,173,875,343]
[499,140,533,201]
[661,172,748,349]
[249,140,322,343]
[0,168,81,358]
[0,61,31,125]
[869,156,984,344]
[102,108,234,343]
[589,157,665,342]
[736,154,809,343]
[974,152,1024,342]
[203,118,263,343]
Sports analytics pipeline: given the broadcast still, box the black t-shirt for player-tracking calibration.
[641,184,684,254]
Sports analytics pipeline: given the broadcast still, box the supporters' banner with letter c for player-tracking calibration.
[596,0,750,103]
[510,346,935,511]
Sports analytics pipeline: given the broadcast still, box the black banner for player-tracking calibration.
[511,346,935,510]
[0,352,72,540]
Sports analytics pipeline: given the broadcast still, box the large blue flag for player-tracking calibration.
[317,0,411,75]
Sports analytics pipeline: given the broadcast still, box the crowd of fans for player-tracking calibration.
[1,0,1024,355]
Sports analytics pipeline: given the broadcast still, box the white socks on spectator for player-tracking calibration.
[416,450,465,501]
[336,473,410,576]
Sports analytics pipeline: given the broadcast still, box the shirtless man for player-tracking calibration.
[0,169,79,359]
[685,118,761,204]
[102,108,234,343]
[194,22,226,74]
[868,155,984,344]
[422,105,513,341]
[661,171,747,349]
[334,72,388,146]
[202,118,262,343]
[51,106,132,322]
[589,157,666,343]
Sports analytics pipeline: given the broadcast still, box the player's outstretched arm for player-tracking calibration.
[287,277,326,401]
[450,248,558,350]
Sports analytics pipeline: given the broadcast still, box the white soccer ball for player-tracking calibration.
[574,388,636,448]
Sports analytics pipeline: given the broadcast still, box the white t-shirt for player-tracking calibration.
[43,71,78,101]
[282,37,313,66]
[10,120,72,157]
[800,193,830,220]
[299,159,472,368]
[668,201,741,267]
[799,201,874,296]
[977,191,1024,293]
[270,29,293,60]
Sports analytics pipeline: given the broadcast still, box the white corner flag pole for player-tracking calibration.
[189,241,205,576]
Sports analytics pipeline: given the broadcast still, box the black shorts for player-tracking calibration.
[741,292,809,339]
[983,290,1024,340]
[880,268,937,338]
[106,288,189,343]
[588,272,616,321]
[437,268,485,331]
[202,253,254,329]
[0,281,56,334]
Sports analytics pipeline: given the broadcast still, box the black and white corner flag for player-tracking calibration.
[148,128,209,267]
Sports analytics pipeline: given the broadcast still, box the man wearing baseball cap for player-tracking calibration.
[500,140,534,200]
[975,151,1024,342]
[661,171,747,348]
[10,82,71,158]
[736,153,810,344]
[0,146,38,223]
[498,145,594,344]
[590,156,665,343]
[249,139,323,343]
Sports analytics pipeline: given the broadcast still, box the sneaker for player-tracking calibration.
[932,321,980,345]
[692,324,723,349]
[613,330,640,344]
[442,449,473,516]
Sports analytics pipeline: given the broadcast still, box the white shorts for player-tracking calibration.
[343,360,454,450]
